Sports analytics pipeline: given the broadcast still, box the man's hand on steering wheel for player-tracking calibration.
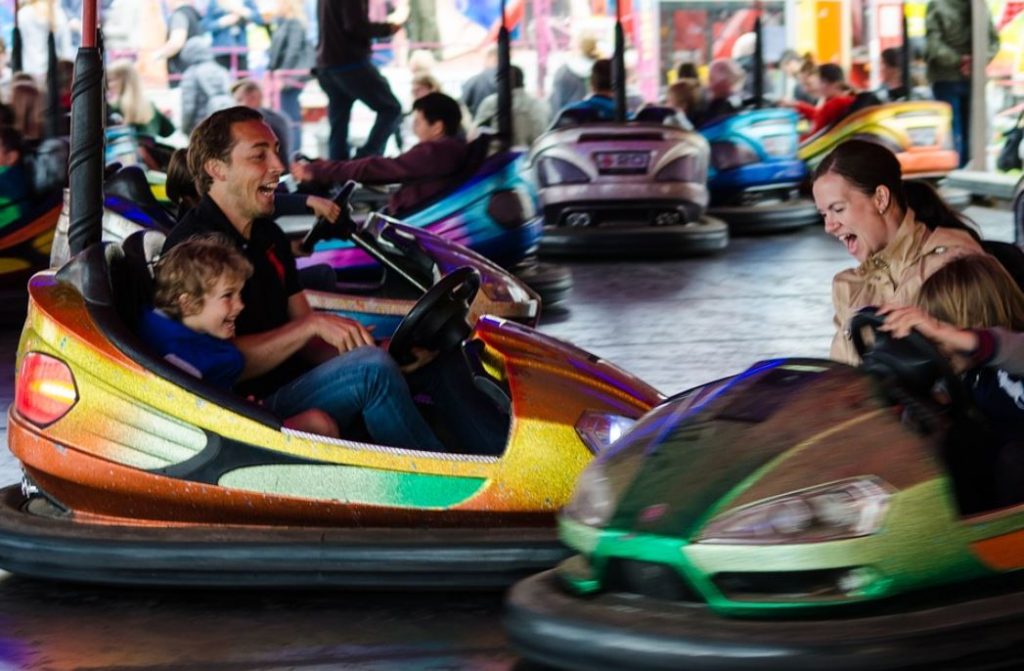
[303,313,376,354]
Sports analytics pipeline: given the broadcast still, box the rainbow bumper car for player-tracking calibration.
[526,107,728,257]
[0,236,660,587]
[799,100,970,210]
[507,309,1024,670]
[700,108,819,233]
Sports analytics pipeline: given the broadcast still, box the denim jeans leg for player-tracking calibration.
[406,350,509,455]
[933,81,964,165]
[262,347,446,452]
[350,65,402,158]
[279,88,303,154]
[317,68,355,160]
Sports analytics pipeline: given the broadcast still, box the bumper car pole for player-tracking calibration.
[496,0,512,151]
[11,0,22,73]
[612,2,626,123]
[68,0,104,256]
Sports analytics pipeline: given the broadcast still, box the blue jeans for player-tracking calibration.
[932,80,972,167]
[263,346,446,452]
[279,88,303,155]
[316,62,402,160]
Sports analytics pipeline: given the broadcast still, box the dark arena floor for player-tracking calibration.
[0,205,1014,671]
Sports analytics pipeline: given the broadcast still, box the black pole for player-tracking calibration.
[11,0,22,72]
[752,15,764,108]
[68,3,104,256]
[496,0,512,149]
[46,31,61,137]
[613,0,626,122]
[901,2,911,100]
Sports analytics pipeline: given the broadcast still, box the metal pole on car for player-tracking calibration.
[612,0,626,122]
[46,0,61,138]
[11,0,23,73]
[752,13,763,108]
[901,2,911,101]
[496,0,512,150]
[68,0,104,256]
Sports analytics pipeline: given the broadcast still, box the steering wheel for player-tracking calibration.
[299,180,359,254]
[849,307,965,409]
[388,267,481,366]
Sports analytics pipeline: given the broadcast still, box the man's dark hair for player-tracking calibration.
[676,62,699,80]
[511,65,524,89]
[880,47,902,70]
[591,58,613,92]
[818,63,845,85]
[187,106,265,195]
[412,92,462,137]
[0,125,24,157]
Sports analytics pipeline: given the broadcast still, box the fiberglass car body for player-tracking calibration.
[0,234,660,586]
[526,106,729,257]
[799,99,971,210]
[506,310,1024,670]
[699,108,820,233]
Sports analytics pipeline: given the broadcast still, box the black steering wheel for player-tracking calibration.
[849,307,964,409]
[388,267,480,366]
[299,180,359,254]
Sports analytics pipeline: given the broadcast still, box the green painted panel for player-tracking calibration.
[220,465,485,509]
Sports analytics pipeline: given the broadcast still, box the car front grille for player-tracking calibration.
[603,559,703,603]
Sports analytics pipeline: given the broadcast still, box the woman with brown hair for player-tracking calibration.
[107,59,176,138]
[812,139,985,364]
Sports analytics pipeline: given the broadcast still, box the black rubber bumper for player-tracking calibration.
[537,216,729,259]
[510,260,574,307]
[505,569,1024,671]
[0,486,568,588]
[708,198,821,235]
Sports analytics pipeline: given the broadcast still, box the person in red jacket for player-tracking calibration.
[785,63,855,140]
[290,92,467,216]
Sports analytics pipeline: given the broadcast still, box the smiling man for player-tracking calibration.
[162,106,449,451]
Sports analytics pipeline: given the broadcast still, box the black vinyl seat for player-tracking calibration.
[104,165,177,232]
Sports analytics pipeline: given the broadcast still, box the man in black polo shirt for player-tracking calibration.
[164,106,448,451]
[165,106,506,454]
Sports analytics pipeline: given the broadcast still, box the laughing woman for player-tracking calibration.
[812,140,985,364]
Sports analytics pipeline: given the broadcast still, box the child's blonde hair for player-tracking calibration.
[153,235,253,319]
[918,255,1024,332]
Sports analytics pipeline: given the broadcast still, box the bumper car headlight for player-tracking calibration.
[479,276,531,304]
[537,157,590,187]
[655,156,704,183]
[575,410,637,454]
[562,462,615,527]
[697,477,894,545]
[710,141,759,171]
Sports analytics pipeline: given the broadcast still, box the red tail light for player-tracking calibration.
[15,352,78,426]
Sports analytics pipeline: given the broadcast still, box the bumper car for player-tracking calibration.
[700,109,819,234]
[0,230,660,586]
[798,99,971,210]
[506,309,1024,670]
[944,104,1023,202]
[49,170,543,334]
[0,138,69,315]
[526,106,729,258]
[296,135,573,308]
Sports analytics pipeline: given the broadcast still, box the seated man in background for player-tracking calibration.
[556,58,616,122]
[290,92,469,216]
[875,47,909,102]
[690,58,744,127]
[0,126,29,229]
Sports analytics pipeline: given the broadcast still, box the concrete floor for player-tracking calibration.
[0,206,1013,670]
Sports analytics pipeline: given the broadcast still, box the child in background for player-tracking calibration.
[140,234,339,437]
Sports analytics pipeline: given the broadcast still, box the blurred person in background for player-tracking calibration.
[17,0,74,78]
[473,64,549,147]
[10,79,44,141]
[179,36,236,134]
[664,79,697,130]
[784,63,856,139]
[690,58,744,127]
[556,58,615,121]
[548,33,601,120]
[461,44,498,118]
[232,78,291,166]
[315,0,402,160]
[152,0,203,89]
[267,0,313,154]
[0,37,11,101]
[204,0,265,74]
[107,59,176,138]
[0,126,30,230]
